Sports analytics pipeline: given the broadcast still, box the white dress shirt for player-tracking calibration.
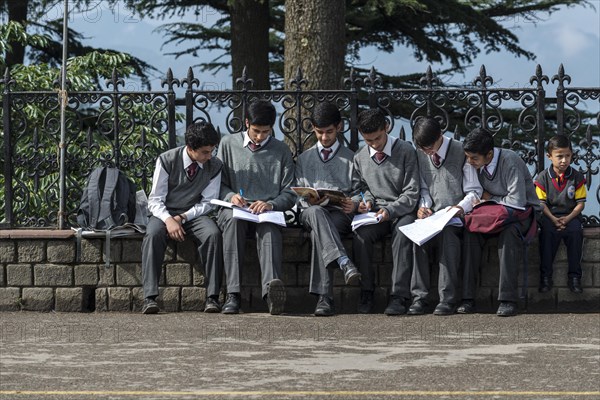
[147,147,221,223]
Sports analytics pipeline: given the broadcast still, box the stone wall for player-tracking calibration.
[0,228,598,313]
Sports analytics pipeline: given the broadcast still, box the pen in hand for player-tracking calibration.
[360,191,370,212]
[238,189,247,207]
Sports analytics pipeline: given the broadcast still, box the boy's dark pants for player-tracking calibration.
[142,215,223,299]
[539,216,583,279]
[353,214,415,300]
[217,208,283,298]
[301,206,353,297]
[462,218,532,303]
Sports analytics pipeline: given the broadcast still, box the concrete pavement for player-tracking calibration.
[1,311,599,399]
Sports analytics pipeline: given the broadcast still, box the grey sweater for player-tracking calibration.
[351,139,420,219]
[480,148,540,212]
[217,133,296,211]
[295,144,355,193]
[159,146,223,216]
[418,138,466,211]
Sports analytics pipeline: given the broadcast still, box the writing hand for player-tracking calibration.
[417,207,433,219]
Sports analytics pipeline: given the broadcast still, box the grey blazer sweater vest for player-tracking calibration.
[159,147,223,216]
[417,138,466,211]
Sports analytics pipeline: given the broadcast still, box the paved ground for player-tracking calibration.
[0,311,599,399]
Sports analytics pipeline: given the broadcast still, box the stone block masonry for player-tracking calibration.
[0,228,598,313]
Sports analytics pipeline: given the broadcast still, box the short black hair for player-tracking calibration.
[247,100,276,127]
[463,128,495,155]
[311,102,342,128]
[413,117,442,148]
[547,134,573,153]
[357,108,387,134]
[185,121,220,150]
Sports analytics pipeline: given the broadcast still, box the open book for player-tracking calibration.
[291,187,347,206]
[210,199,287,227]
[351,212,383,231]
[398,207,462,246]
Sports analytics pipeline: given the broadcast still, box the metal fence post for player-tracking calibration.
[2,69,13,227]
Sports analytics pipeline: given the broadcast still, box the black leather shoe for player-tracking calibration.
[568,277,583,293]
[141,298,159,314]
[539,277,553,293]
[456,299,475,314]
[204,296,221,313]
[266,279,286,315]
[407,299,427,315]
[433,302,456,316]
[384,296,407,316]
[314,295,335,317]
[340,260,361,285]
[357,290,374,314]
[222,293,241,314]
[496,301,518,317]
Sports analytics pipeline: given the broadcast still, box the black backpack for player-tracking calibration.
[77,167,137,230]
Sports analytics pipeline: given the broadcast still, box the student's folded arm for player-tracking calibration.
[383,150,420,219]
[490,163,526,208]
[267,150,296,211]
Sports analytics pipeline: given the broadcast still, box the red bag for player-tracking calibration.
[465,202,536,241]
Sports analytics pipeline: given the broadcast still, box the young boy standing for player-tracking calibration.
[142,122,223,314]
[351,108,420,315]
[410,117,482,316]
[295,102,361,316]
[459,128,540,317]
[217,100,296,315]
[534,135,586,293]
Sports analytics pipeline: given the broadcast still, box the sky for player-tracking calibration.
[58,1,600,92]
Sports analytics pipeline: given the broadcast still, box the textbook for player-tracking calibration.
[351,212,383,231]
[291,187,347,206]
[210,199,287,227]
[398,207,462,246]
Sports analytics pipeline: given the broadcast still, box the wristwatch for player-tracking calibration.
[179,214,186,224]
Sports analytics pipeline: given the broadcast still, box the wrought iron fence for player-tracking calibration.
[1,64,598,228]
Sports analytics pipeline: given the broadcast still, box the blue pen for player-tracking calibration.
[239,189,244,197]
[360,192,369,210]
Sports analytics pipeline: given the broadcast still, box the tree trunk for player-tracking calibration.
[5,0,29,68]
[284,0,346,90]
[229,0,270,90]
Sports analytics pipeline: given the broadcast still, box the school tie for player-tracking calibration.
[374,151,386,163]
[432,153,441,167]
[248,142,261,151]
[321,148,332,161]
[483,165,492,179]
[186,162,198,179]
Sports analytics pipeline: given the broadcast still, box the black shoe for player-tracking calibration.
[456,299,476,314]
[539,276,553,293]
[568,277,583,294]
[141,298,159,314]
[433,302,456,316]
[222,293,241,314]
[340,260,361,285]
[407,299,427,315]
[357,290,374,314]
[314,295,335,317]
[496,301,518,317]
[266,279,286,315]
[204,296,221,313]
[384,296,407,316]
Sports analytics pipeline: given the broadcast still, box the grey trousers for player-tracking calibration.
[353,214,415,299]
[217,208,283,298]
[142,215,223,299]
[462,218,532,302]
[411,225,462,304]
[301,206,353,297]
